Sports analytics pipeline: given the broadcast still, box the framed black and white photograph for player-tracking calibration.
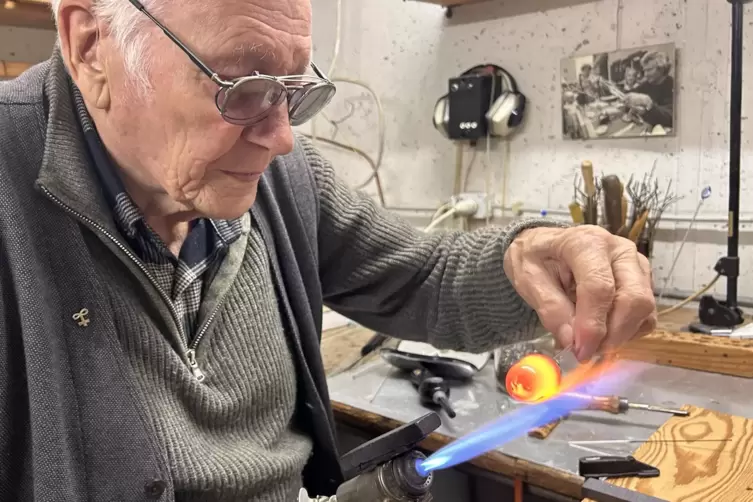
[561,43,676,140]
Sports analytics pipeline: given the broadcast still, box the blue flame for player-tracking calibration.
[415,458,429,478]
[416,361,639,475]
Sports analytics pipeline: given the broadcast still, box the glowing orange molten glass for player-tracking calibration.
[505,354,562,403]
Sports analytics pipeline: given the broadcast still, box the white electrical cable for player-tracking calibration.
[332,77,386,191]
[424,199,479,232]
[424,209,458,232]
[310,0,343,145]
[461,147,479,192]
[431,203,453,223]
[658,186,712,302]
[484,74,496,226]
[311,0,342,145]
[328,0,343,76]
[310,0,387,201]
[500,139,510,219]
[485,138,492,225]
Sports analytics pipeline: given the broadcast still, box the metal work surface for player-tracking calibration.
[327,357,753,477]
[581,479,669,502]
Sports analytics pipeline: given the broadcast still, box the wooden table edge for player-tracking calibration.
[331,400,584,499]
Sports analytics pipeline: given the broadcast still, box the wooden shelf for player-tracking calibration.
[0,59,32,79]
[0,0,54,30]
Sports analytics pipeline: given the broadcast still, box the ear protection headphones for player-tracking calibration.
[433,64,527,139]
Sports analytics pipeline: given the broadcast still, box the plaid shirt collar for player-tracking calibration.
[71,87,243,267]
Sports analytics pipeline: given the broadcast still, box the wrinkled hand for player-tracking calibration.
[624,92,653,111]
[503,225,657,361]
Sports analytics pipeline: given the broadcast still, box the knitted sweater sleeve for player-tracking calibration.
[301,138,568,353]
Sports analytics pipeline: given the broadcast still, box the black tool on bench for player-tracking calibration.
[337,333,391,374]
[582,478,670,502]
[579,455,660,480]
[379,347,479,381]
[361,333,391,357]
[336,412,441,501]
[410,368,457,419]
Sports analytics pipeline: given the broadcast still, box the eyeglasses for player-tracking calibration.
[127,0,336,126]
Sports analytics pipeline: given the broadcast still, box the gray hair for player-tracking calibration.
[50,0,162,92]
[640,51,671,75]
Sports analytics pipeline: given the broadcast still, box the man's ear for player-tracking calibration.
[57,0,111,109]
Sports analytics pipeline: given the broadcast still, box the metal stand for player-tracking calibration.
[697,0,751,328]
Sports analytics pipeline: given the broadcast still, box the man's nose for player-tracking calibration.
[240,104,294,156]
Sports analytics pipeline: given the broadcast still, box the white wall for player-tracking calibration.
[0,25,56,64]
[307,0,753,302]
[3,0,753,302]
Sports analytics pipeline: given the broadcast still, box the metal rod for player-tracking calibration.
[727,0,744,308]
[627,403,689,417]
[570,439,730,445]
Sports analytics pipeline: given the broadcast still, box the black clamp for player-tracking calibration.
[339,412,441,481]
[579,455,660,480]
[713,256,740,278]
[698,256,744,327]
[579,456,667,502]
[582,478,669,502]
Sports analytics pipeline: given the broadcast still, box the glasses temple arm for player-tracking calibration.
[127,0,221,83]
[309,61,331,81]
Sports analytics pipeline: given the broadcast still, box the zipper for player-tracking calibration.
[185,349,205,382]
[190,305,222,359]
[41,186,211,381]
[184,287,229,383]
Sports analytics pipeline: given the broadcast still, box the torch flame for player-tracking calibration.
[416,356,639,476]
[507,352,618,403]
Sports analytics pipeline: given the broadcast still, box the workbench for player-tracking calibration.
[322,308,753,501]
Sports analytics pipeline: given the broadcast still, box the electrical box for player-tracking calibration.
[447,73,502,140]
[456,192,490,220]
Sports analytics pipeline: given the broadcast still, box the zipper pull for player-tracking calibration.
[186,349,206,382]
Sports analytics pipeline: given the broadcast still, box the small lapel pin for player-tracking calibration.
[73,308,90,327]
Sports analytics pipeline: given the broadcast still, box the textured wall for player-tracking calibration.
[2,0,753,301]
[306,0,753,302]
[0,26,56,64]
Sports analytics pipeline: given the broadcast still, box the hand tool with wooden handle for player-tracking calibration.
[336,333,390,374]
[628,209,649,242]
[568,202,585,224]
[580,161,598,224]
[617,195,629,237]
[581,161,596,197]
[601,175,624,234]
[567,393,689,416]
[528,415,568,439]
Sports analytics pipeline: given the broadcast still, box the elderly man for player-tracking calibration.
[0,0,656,500]
[623,51,675,129]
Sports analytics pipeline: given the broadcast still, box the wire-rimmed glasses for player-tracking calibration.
[127,0,336,126]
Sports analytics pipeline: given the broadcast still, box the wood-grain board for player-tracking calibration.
[584,405,753,502]
[614,330,753,378]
